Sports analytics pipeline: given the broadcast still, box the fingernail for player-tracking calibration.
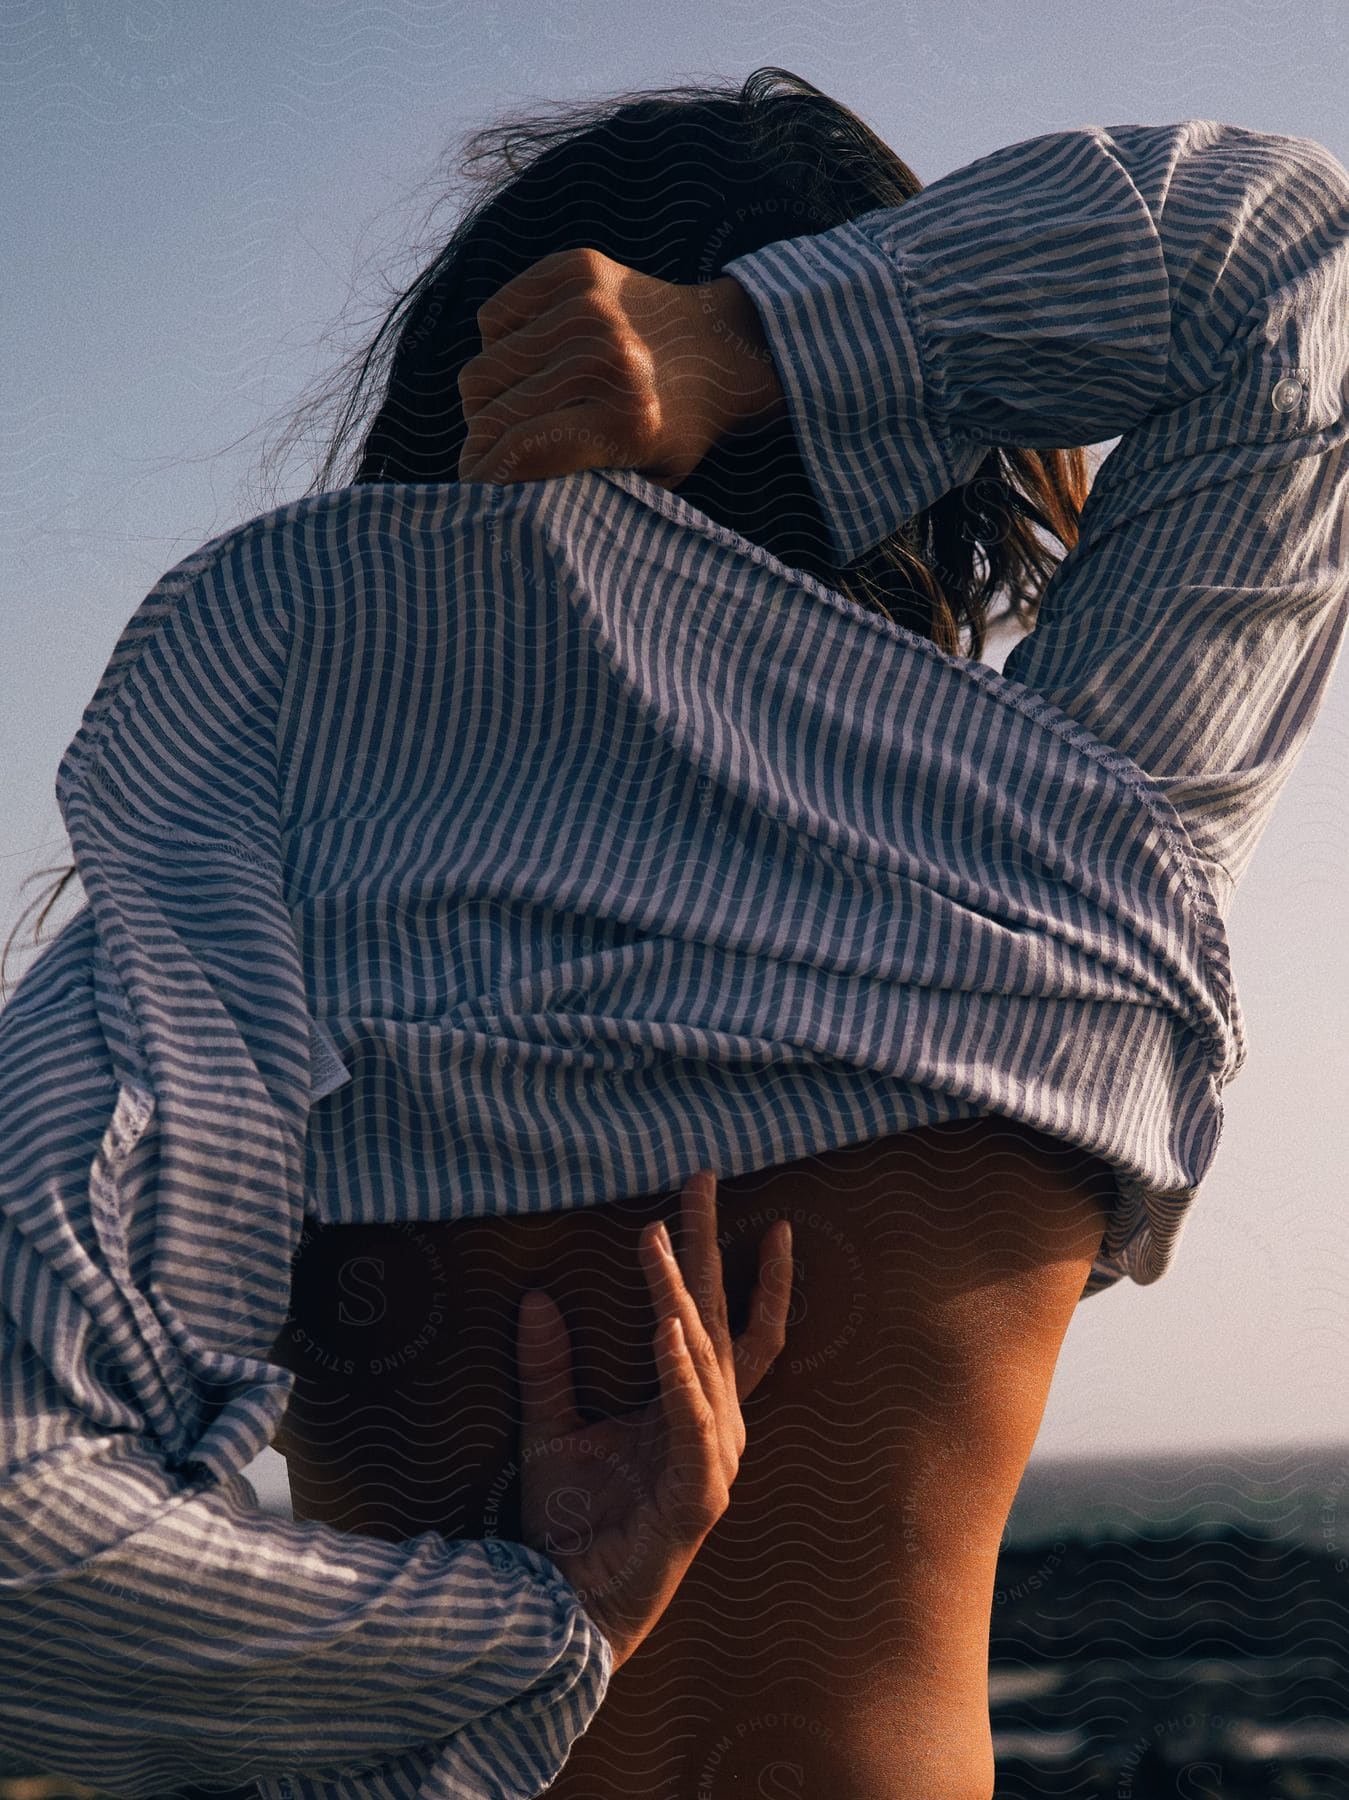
[655,1222,674,1257]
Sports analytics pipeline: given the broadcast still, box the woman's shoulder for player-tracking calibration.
[171,478,486,584]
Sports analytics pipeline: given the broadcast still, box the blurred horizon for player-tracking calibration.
[243,1433,1349,1535]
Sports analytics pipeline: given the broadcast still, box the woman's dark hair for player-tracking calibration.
[3,67,1090,998]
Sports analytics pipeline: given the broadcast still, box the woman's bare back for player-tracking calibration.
[271,1114,1114,1800]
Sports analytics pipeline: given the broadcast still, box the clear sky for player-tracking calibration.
[3,1,1346,1472]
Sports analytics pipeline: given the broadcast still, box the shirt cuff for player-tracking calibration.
[255,1541,614,1800]
[724,214,978,566]
[424,1540,615,1800]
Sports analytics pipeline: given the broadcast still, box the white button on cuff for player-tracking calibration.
[1271,376,1304,412]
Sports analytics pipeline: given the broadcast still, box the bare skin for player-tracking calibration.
[454,250,788,490]
[271,1115,1114,1800]
[507,1168,794,1668]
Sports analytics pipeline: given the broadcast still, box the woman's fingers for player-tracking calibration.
[650,1308,726,1542]
[515,1286,580,1442]
[458,350,633,482]
[638,1207,725,1419]
[678,1167,732,1361]
[663,1172,734,1397]
[457,293,581,410]
[666,1170,792,1405]
[639,1169,763,1477]
[730,1219,794,1401]
[453,245,737,492]
[471,246,603,348]
[459,399,627,487]
[456,255,654,482]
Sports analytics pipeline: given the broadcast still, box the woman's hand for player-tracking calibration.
[456,249,787,491]
[513,1167,793,1669]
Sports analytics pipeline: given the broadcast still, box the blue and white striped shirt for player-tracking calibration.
[1,118,1345,1799]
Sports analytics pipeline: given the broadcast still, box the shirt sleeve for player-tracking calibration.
[724,119,1349,896]
[0,1421,612,1800]
[0,766,608,1792]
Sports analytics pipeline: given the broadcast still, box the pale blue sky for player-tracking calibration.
[3,1,1346,1472]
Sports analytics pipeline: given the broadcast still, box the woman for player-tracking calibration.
[4,65,1346,1800]
[268,73,1348,1800]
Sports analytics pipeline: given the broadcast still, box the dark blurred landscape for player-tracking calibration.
[990,1442,1349,1797]
[4,1441,1345,1799]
